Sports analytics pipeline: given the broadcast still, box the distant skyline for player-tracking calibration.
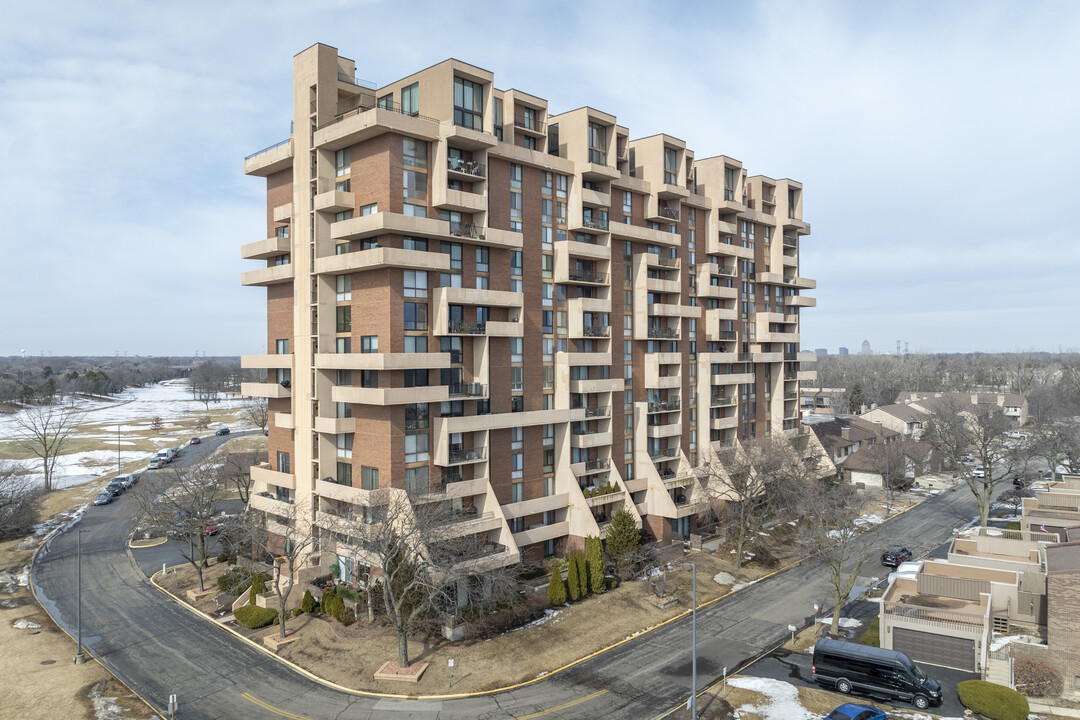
[1,0,1077,355]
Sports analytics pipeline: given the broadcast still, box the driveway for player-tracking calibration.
[34,477,983,719]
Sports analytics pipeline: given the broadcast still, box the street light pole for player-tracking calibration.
[117,423,121,475]
[74,529,86,664]
[683,561,697,718]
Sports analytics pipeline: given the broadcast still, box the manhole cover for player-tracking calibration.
[40,660,55,665]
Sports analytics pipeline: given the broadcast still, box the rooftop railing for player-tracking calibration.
[245,138,290,162]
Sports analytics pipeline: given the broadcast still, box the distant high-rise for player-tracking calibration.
[815,348,828,357]
[861,340,872,356]
[838,347,849,356]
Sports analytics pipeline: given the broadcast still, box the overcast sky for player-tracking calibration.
[1,0,1077,357]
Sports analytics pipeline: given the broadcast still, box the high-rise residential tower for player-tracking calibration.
[241,44,817,575]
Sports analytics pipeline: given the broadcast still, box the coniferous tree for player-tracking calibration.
[566,552,581,601]
[547,564,567,606]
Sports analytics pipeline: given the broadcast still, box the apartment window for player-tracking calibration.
[510,365,523,391]
[403,270,428,298]
[359,203,377,216]
[623,190,632,214]
[403,301,427,331]
[360,335,378,353]
[276,451,290,474]
[523,136,537,150]
[475,246,489,273]
[493,96,503,141]
[335,337,351,353]
[541,198,553,224]
[403,236,427,252]
[724,167,737,200]
[511,482,523,503]
[335,401,351,420]
[335,148,350,177]
[403,335,427,354]
[510,426,523,450]
[510,191,522,230]
[335,275,351,302]
[510,337,523,363]
[543,424,554,445]
[403,137,427,168]
[334,210,352,223]
[335,305,351,333]
[441,241,462,269]
[401,82,418,116]
[542,171,553,194]
[404,403,428,431]
[404,466,427,494]
[377,93,393,110]
[663,147,678,185]
[336,433,353,459]
[453,76,483,130]
[511,396,524,412]
[361,465,379,490]
[511,452,523,479]
[510,163,522,189]
[360,370,378,388]
[405,434,429,463]
[403,169,427,201]
[403,369,428,387]
[275,339,289,354]
[440,272,462,288]
[587,122,606,164]
[403,203,426,217]
[556,174,568,199]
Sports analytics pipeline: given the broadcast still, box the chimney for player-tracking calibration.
[840,426,850,440]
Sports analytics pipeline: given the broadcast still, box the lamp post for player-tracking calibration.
[117,423,121,475]
[74,528,87,664]
[683,561,697,718]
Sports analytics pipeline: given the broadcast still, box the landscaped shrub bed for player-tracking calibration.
[1013,656,1062,697]
[234,605,278,629]
[957,680,1029,720]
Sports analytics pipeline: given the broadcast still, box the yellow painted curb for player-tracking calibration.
[128,537,167,549]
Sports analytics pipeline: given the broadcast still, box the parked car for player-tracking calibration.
[114,474,136,489]
[189,437,201,445]
[215,427,231,436]
[812,637,942,710]
[1006,430,1029,440]
[203,524,218,536]
[106,480,126,496]
[881,545,913,567]
[1013,476,1026,488]
[148,457,165,470]
[973,465,986,478]
[93,492,113,506]
[823,703,888,720]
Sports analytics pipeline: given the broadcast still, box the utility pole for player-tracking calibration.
[683,561,697,718]
[74,529,86,664]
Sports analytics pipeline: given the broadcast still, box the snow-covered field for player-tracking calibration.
[1,379,254,489]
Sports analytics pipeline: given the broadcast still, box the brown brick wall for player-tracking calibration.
[1048,573,1080,689]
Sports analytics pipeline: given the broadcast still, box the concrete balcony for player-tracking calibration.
[315,479,392,507]
[313,190,354,213]
[251,464,295,491]
[696,283,738,300]
[581,162,620,180]
[273,412,293,429]
[788,295,816,307]
[244,138,292,177]
[758,272,817,290]
[569,377,623,394]
[584,489,625,509]
[249,493,295,517]
[242,382,291,399]
[553,238,611,265]
[580,187,610,207]
[439,121,498,150]
[330,212,521,250]
[646,276,680,294]
[710,240,754,260]
[642,253,681,270]
[623,477,649,493]
[241,235,290,260]
[314,416,355,435]
[484,320,524,337]
[716,219,738,235]
[433,187,487,214]
[314,352,451,371]
[434,286,523,309]
[783,216,811,235]
[753,352,784,363]
[564,352,612,366]
[512,520,570,546]
[798,369,818,382]
[609,221,681,247]
[797,351,817,362]
[443,446,487,466]
[661,473,694,490]
[414,476,489,503]
[649,303,701,319]
[272,203,292,223]
[315,246,450,276]
[674,499,707,519]
[241,354,294,370]
[658,183,690,200]
[710,414,739,430]
[709,394,737,407]
[646,422,682,438]
[643,323,682,341]
[434,407,586,441]
[314,107,439,151]
[704,307,738,326]
[712,372,755,385]
[501,493,569,519]
[454,548,519,575]
[571,459,611,478]
[571,430,612,449]
[331,385,449,406]
[440,512,503,539]
[241,264,294,287]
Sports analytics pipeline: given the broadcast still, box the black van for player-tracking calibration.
[812,638,942,710]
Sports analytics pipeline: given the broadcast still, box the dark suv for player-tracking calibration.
[881,546,913,567]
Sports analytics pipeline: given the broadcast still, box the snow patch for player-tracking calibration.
[13,618,41,629]
[713,572,737,586]
[854,512,884,528]
[818,617,862,629]
[989,634,1041,652]
[726,677,817,720]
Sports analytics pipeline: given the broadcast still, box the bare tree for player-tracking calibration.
[327,491,482,668]
[1031,424,1080,476]
[860,438,914,517]
[797,482,876,636]
[703,437,804,569]
[220,453,256,504]
[13,404,84,492]
[189,362,230,410]
[239,500,317,640]
[131,461,229,592]
[240,398,269,433]
[0,460,39,540]
[150,416,164,431]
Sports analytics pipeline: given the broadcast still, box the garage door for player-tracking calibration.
[893,628,975,672]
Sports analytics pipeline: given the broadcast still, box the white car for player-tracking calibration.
[1006,430,1029,440]
[973,465,986,479]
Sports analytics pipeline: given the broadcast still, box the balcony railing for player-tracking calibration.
[513,117,544,133]
[715,330,737,341]
[449,221,486,240]
[568,270,609,284]
[784,351,798,360]
[783,236,798,248]
[649,448,678,461]
[449,349,462,364]
[441,468,464,485]
[337,72,376,90]
[448,321,486,335]
[648,400,681,412]
[782,419,800,431]
[447,382,487,398]
[572,427,597,436]
[447,157,486,178]
[582,325,610,338]
[584,458,610,472]
[448,446,486,464]
[648,328,678,339]
[322,94,436,129]
[723,188,735,201]
[715,265,736,277]
[245,138,290,162]
[710,395,736,407]
[658,206,680,221]
[784,392,799,401]
[584,406,610,418]
[658,256,679,267]
[762,193,776,205]
[581,217,609,231]
[882,601,986,631]
[737,352,753,362]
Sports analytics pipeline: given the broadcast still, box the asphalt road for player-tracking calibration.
[33,474,981,720]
